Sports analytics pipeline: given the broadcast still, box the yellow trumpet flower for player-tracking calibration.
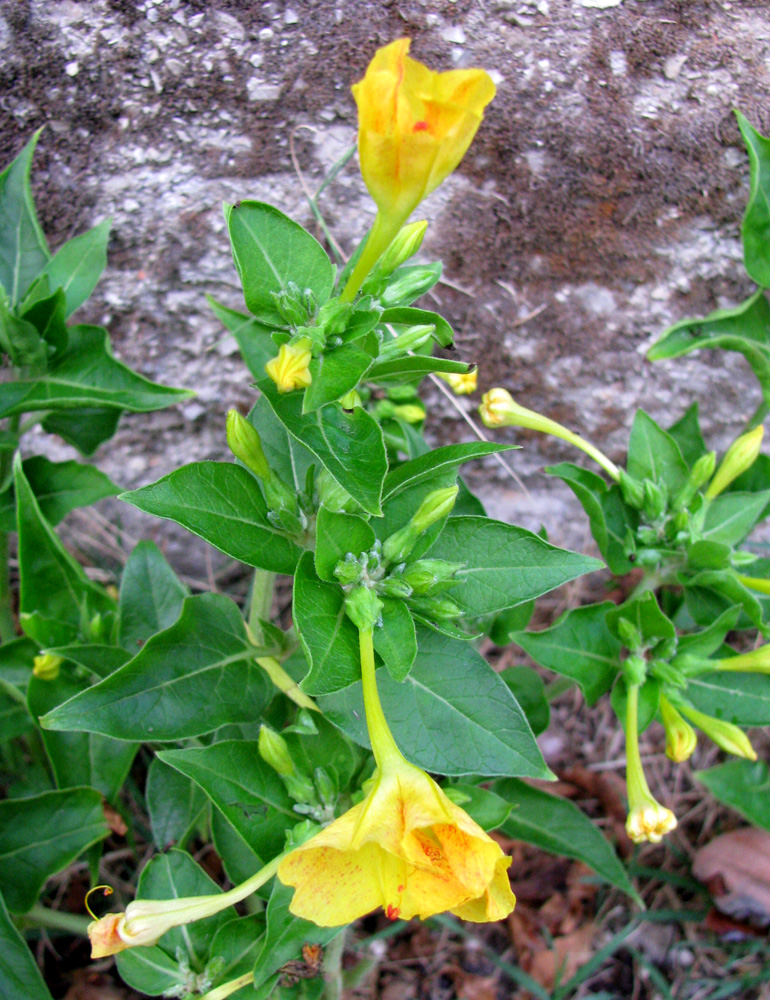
[624,685,677,844]
[341,38,495,301]
[277,629,516,926]
[265,337,313,393]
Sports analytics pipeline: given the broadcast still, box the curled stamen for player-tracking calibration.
[85,885,113,919]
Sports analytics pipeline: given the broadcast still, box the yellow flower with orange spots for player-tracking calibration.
[277,629,516,926]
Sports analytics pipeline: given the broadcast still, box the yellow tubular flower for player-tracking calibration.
[624,685,677,844]
[660,695,697,763]
[438,370,478,395]
[677,702,758,761]
[479,388,621,481]
[341,38,495,301]
[705,424,764,499]
[265,337,313,393]
[277,629,516,926]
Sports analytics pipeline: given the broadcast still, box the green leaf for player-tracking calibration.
[147,756,207,851]
[0,131,50,306]
[702,491,770,545]
[293,552,360,695]
[44,643,129,679]
[374,598,418,682]
[159,742,296,862]
[606,592,676,646]
[0,888,55,1000]
[627,410,689,493]
[114,944,182,997]
[736,111,770,288]
[546,463,635,575]
[0,787,107,912]
[117,850,234,973]
[686,539,731,571]
[211,808,265,887]
[20,285,68,357]
[367,356,474,383]
[206,296,276,380]
[41,406,121,456]
[118,540,188,653]
[303,343,374,412]
[686,670,770,727]
[488,601,535,646]
[15,454,114,647]
[0,454,119,532]
[512,602,621,705]
[40,593,273,741]
[494,778,639,900]
[380,307,454,348]
[449,784,512,832]
[211,915,266,982]
[120,462,302,575]
[383,442,514,503]
[499,666,550,734]
[226,201,333,325]
[314,508,375,583]
[248,396,315,493]
[428,516,603,617]
[319,627,548,778]
[0,682,33,740]
[41,218,111,317]
[27,670,137,802]
[677,607,741,657]
[667,403,707,467]
[684,570,764,629]
[695,759,770,831]
[257,378,387,515]
[647,291,770,403]
[0,325,193,418]
[252,881,341,993]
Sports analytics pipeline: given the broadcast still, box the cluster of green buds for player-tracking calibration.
[337,486,465,633]
[258,721,337,824]
[226,410,310,537]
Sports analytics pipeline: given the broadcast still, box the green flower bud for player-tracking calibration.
[313,767,336,806]
[648,659,687,689]
[380,265,442,308]
[622,654,647,687]
[401,559,463,595]
[334,555,364,586]
[344,586,383,632]
[618,469,645,510]
[33,652,62,681]
[271,282,314,328]
[673,451,716,509]
[660,695,697,762]
[382,486,458,564]
[634,548,664,567]
[227,410,270,479]
[285,771,318,804]
[643,480,668,521]
[378,324,435,362]
[409,594,463,621]
[340,389,362,410]
[258,725,295,777]
[378,220,428,276]
[677,702,757,760]
[616,617,643,652]
[378,576,413,599]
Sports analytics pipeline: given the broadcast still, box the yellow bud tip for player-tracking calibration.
[678,703,758,761]
[705,424,764,499]
[660,696,698,763]
[479,387,515,428]
[33,653,63,681]
[265,338,313,393]
[438,370,478,395]
[625,802,678,844]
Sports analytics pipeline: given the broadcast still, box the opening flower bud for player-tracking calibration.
[677,702,757,760]
[226,410,270,479]
[258,725,296,777]
[705,425,764,499]
[438,370,478,395]
[660,696,697,763]
[265,337,313,393]
[33,652,62,681]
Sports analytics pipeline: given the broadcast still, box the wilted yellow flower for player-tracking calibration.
[265,337,313,393]
[438,370,478,395]
[277,629,516,926]
[88,912,129,959]
[342,39,495,301]
[626,800,678,845]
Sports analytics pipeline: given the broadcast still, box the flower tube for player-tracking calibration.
[624,685,677,844]
[277,628,516,925]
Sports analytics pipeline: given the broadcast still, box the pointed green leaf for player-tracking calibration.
[0,325,193,418]
[499,666,550,735]
[41,406,121,456]
[159,742,296,862]
[211,808,265,887]
[302,342,375,412]
[383,442,514,502]
[380,306,454,347]
[206,296,276,381]
[696,759,770,831]
[450,784,512,831]
[513,602,621,705]
[211,915,266,982]
[257,378,387,515]
[627,410,689,492]
[20,286,68,357]
[736,111,770,288]
[0,132,50,306]
[118,540,188,653]
[226,201,334,325]
[367,355,474,382]
[319,627,548,778]
[40,593,273,741]
[667,403,707,467]
[428,516,603,617]
[374,598,418,682]
[0,788,108,912]
[702,490,770,545]
[120,462,302,575]
[42,218,111,317]
[15,454,114,647]
[0,889,55,1000]
[494,778,638,900]
[147,756,207,851]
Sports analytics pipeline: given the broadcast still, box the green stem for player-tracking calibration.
[359,628,404,770]
[23,904,91,936]
[340,212,402,303]
[247,568,276,642]
[322,928,347,1000]
[0,414,21,642]
[199,972,255,1000]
